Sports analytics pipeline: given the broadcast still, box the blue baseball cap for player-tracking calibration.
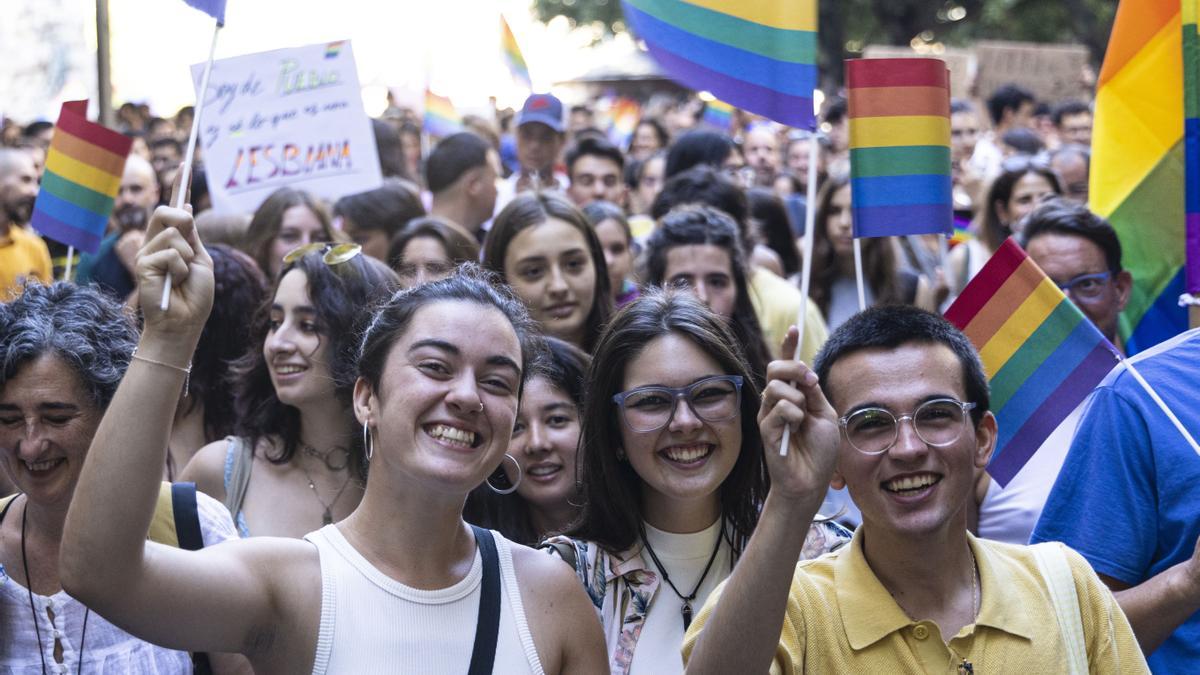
[516,93,564,133]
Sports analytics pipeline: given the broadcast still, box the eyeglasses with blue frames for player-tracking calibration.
[1055,271,1113,302]
[613,375,744,433]
[838,398,977,455]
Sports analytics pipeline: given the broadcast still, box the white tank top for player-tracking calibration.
[304,524,544,675]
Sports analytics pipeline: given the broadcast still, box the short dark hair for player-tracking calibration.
[814,305,989,426]
[333,179,426,238]
[664,130,733,179]
[0,282,138,411]
[21,121,53,139]
[987,83,1036,126]
[1020,198,1123,273]
[1051,100,1091,127]
[149,137,182,155]
[565,137,624,178]
[823,96,848,125]
[642,205,770,387]
[950,98,976,116]
[1000,126,1043,156]
[426,132,491,194]
[567,288,768,555]
[234,250,400,480]
[651,165,750,243]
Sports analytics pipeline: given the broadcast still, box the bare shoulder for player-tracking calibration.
[511,543,580,594]
[179,437,233,500]
[510,543,606,674]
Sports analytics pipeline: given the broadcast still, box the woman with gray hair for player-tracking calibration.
[0,282,238,673]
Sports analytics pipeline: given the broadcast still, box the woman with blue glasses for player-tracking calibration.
[543,288,850,674]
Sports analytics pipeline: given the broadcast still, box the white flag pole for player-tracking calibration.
[161,19,220,311]
[1119,355,1200,456]
[853,238,867,310]
[779,132,821,457]
[63,246,75,281]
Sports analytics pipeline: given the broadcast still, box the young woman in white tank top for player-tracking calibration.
[55,199,607,674]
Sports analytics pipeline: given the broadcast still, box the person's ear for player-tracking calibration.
[353,376,376,426]
[1113,270,1133,313]
[973,410,998,469]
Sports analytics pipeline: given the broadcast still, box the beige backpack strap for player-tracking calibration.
[223,436,255,518]
[1031,542,1088,675]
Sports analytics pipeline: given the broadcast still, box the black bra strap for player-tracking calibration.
[467,525,501,675]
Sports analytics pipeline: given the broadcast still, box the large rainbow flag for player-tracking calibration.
[846,58,953,238]
[945,239,1120,486]
[423,90,462,139]
[622,0,817,129]
[1091,0,1193,352]
[501,15,532,90]
[30,100,132,254]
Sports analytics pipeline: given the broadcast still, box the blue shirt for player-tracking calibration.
[1032,328,1200,672]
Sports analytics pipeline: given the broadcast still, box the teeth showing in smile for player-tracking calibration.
[26,459,61,472]
[528,465,560,477]
[428,424,477,447]
[884,473,939,493]
[662,444,711,463]
[276,365,306,375]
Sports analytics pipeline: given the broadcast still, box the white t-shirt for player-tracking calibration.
[629,519,732,674]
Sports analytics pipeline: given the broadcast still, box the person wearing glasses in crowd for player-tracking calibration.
[683,305,1147,674]
[974,199,1133,544]
[58,204,607,672]
[543,289,849,674]
[180,241,398,538]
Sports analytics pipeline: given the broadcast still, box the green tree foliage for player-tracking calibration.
[531,0,1117,86]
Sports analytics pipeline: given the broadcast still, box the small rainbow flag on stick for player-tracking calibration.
[622,0,818,129]
[30,100,132,254]
[501,15,532,90]
[945,239,1119,486]
[847,58,953,238]
[423,90,462,139]
[702,99,734,131]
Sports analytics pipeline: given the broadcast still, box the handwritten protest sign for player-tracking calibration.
[193,40,382,214]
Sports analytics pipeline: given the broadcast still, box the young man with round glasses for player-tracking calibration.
[682,305,1147,673]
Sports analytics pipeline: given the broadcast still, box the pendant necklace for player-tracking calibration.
[22,498,89,675]
[301,442,351,472]
[298,457,352,525]
[640,522,724,631]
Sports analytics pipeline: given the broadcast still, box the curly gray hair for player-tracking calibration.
[0,282,139,409]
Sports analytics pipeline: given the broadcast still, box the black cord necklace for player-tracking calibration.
[22,498,89,675]
[640,521,724,631]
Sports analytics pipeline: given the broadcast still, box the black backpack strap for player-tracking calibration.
[171,482,205,551]
[467,525,501,675]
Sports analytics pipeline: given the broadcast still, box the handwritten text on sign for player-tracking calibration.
[193,40,382,215]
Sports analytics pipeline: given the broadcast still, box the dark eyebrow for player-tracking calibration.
[845,393,964,416]
[540,401,574,414]
[628,374,726,390]
[270,304,318,316]
[410,339,522,377]
[0,402,79,413]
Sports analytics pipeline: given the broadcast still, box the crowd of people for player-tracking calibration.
[0,77,1196,674]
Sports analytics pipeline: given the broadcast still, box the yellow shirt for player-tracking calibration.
[748,267,827,365]
[684,529,1148,674]
[0,225,52,300]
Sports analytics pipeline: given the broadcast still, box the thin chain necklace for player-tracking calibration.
[948,547,979,675]
[639,520,725,631]
[297,457,352,525]
[22,498,88,675]
[301,442,351,472]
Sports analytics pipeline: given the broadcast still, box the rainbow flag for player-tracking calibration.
[423,90,461,139]
[325,41,345,59]
[622,0,817,129]
[945,239,1119,486]
[702,99,734,131]
[1091,0,1190,352]
[1185,1,1199,294]
[608,97,642,146]
[30,100,132,254]
[182,0,225,24]
[846,58,953,238]
[949,222,972,249]
[501,15,532,90]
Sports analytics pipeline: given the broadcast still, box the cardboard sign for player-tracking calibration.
[193,40,382,214]
[973,40,1091,103]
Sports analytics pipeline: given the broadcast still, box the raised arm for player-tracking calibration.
[1104,536,1200,655]
[59,200,289,658]
[684,328,841,674]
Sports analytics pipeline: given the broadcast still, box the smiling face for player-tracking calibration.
[663,244,737,319]
[619,333,742,528]
[263,269,336,408]
[503,218,597,348]
[508,376,580,516]
[357,300,523,494]
[268,205,327,279]
[0,354,101,509]
[826,342,995,541]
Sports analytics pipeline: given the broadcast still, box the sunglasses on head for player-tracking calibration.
[282,242,363,266]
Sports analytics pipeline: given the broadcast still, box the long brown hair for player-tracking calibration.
[243,187,340,279]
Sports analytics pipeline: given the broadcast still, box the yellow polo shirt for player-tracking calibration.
[748,267,827,364]
[684,529,1148,674]
[0,225,52,301]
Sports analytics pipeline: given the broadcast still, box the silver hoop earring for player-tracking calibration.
[363,422,374,462]
[486,454,522,495]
